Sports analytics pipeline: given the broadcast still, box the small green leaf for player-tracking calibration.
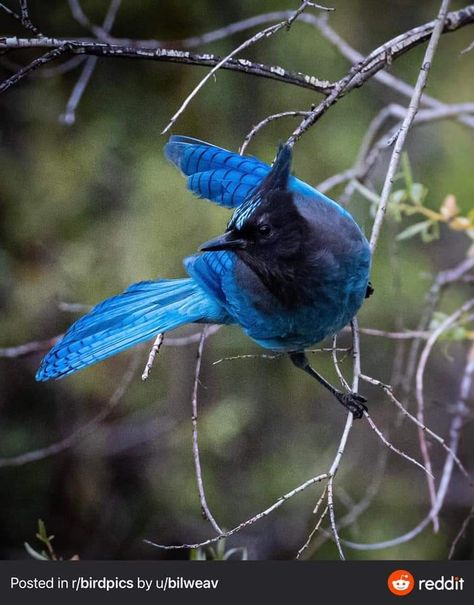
[409,183,426,204]
[390,189,406,205]
[37,519,47,541]
[421,221,440,242]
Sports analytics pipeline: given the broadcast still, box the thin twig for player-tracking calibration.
[322,320,362,560]
[327,478,344,559]
[0,46,69,94]
[449,503,474,558]
[0,1,39,34]
[18,0,41,35]
[359,327,432,339]
[60,55,98,125]
[240,111,311,155]
[213,352,283,365]
[296,504,328,559]
[190,327,223,535]
[317,169,355,194]
[141,333,165,381]
[363,411,433,477]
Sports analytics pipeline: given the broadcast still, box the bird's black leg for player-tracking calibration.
[289,352,367,419]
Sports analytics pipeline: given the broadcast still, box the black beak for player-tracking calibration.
[199,231,247,252]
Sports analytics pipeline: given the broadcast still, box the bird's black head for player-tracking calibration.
[200,190,307,258]
[200,143,306,261]
[199,144,313,307]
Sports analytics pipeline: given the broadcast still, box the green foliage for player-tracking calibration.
[388,155,474,245]
[430,312,474,343]
[24,520,79,561]
[24,519,57,561]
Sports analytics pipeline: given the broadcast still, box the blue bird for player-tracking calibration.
[36,136,372,417]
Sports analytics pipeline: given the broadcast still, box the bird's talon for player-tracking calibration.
[336,392,368,419]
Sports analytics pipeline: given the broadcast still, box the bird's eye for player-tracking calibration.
[257,224,272,237]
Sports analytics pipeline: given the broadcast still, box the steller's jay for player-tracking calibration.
[36,136,372,417]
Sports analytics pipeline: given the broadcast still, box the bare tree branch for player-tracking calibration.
[191,327,223,535]
[0,46,70,93]
[1,6,472,106]
[0,39,332,95]
[141,333,164,381]
[369,0,452,252]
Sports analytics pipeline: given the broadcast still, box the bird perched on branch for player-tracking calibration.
[36,136,372,417]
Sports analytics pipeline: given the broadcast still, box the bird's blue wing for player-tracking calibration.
[187,169,264,208]
[184,250,234,307]
[165,136,270,208]
[184,250,264,329]
[165,135,347,212]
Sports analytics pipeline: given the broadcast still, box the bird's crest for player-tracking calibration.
[228,144,292,230]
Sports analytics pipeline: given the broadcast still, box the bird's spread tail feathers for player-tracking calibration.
[36,278,221,381]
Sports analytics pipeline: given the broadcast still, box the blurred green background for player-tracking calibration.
[0,0,473,560]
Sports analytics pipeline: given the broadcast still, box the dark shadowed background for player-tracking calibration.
[0,0,473,560]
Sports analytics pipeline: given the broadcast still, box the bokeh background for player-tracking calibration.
[0,0,473,560]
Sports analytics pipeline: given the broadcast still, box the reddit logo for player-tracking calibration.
[387,570,415,596]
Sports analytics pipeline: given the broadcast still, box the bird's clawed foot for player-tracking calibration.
[335,391,368,419]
